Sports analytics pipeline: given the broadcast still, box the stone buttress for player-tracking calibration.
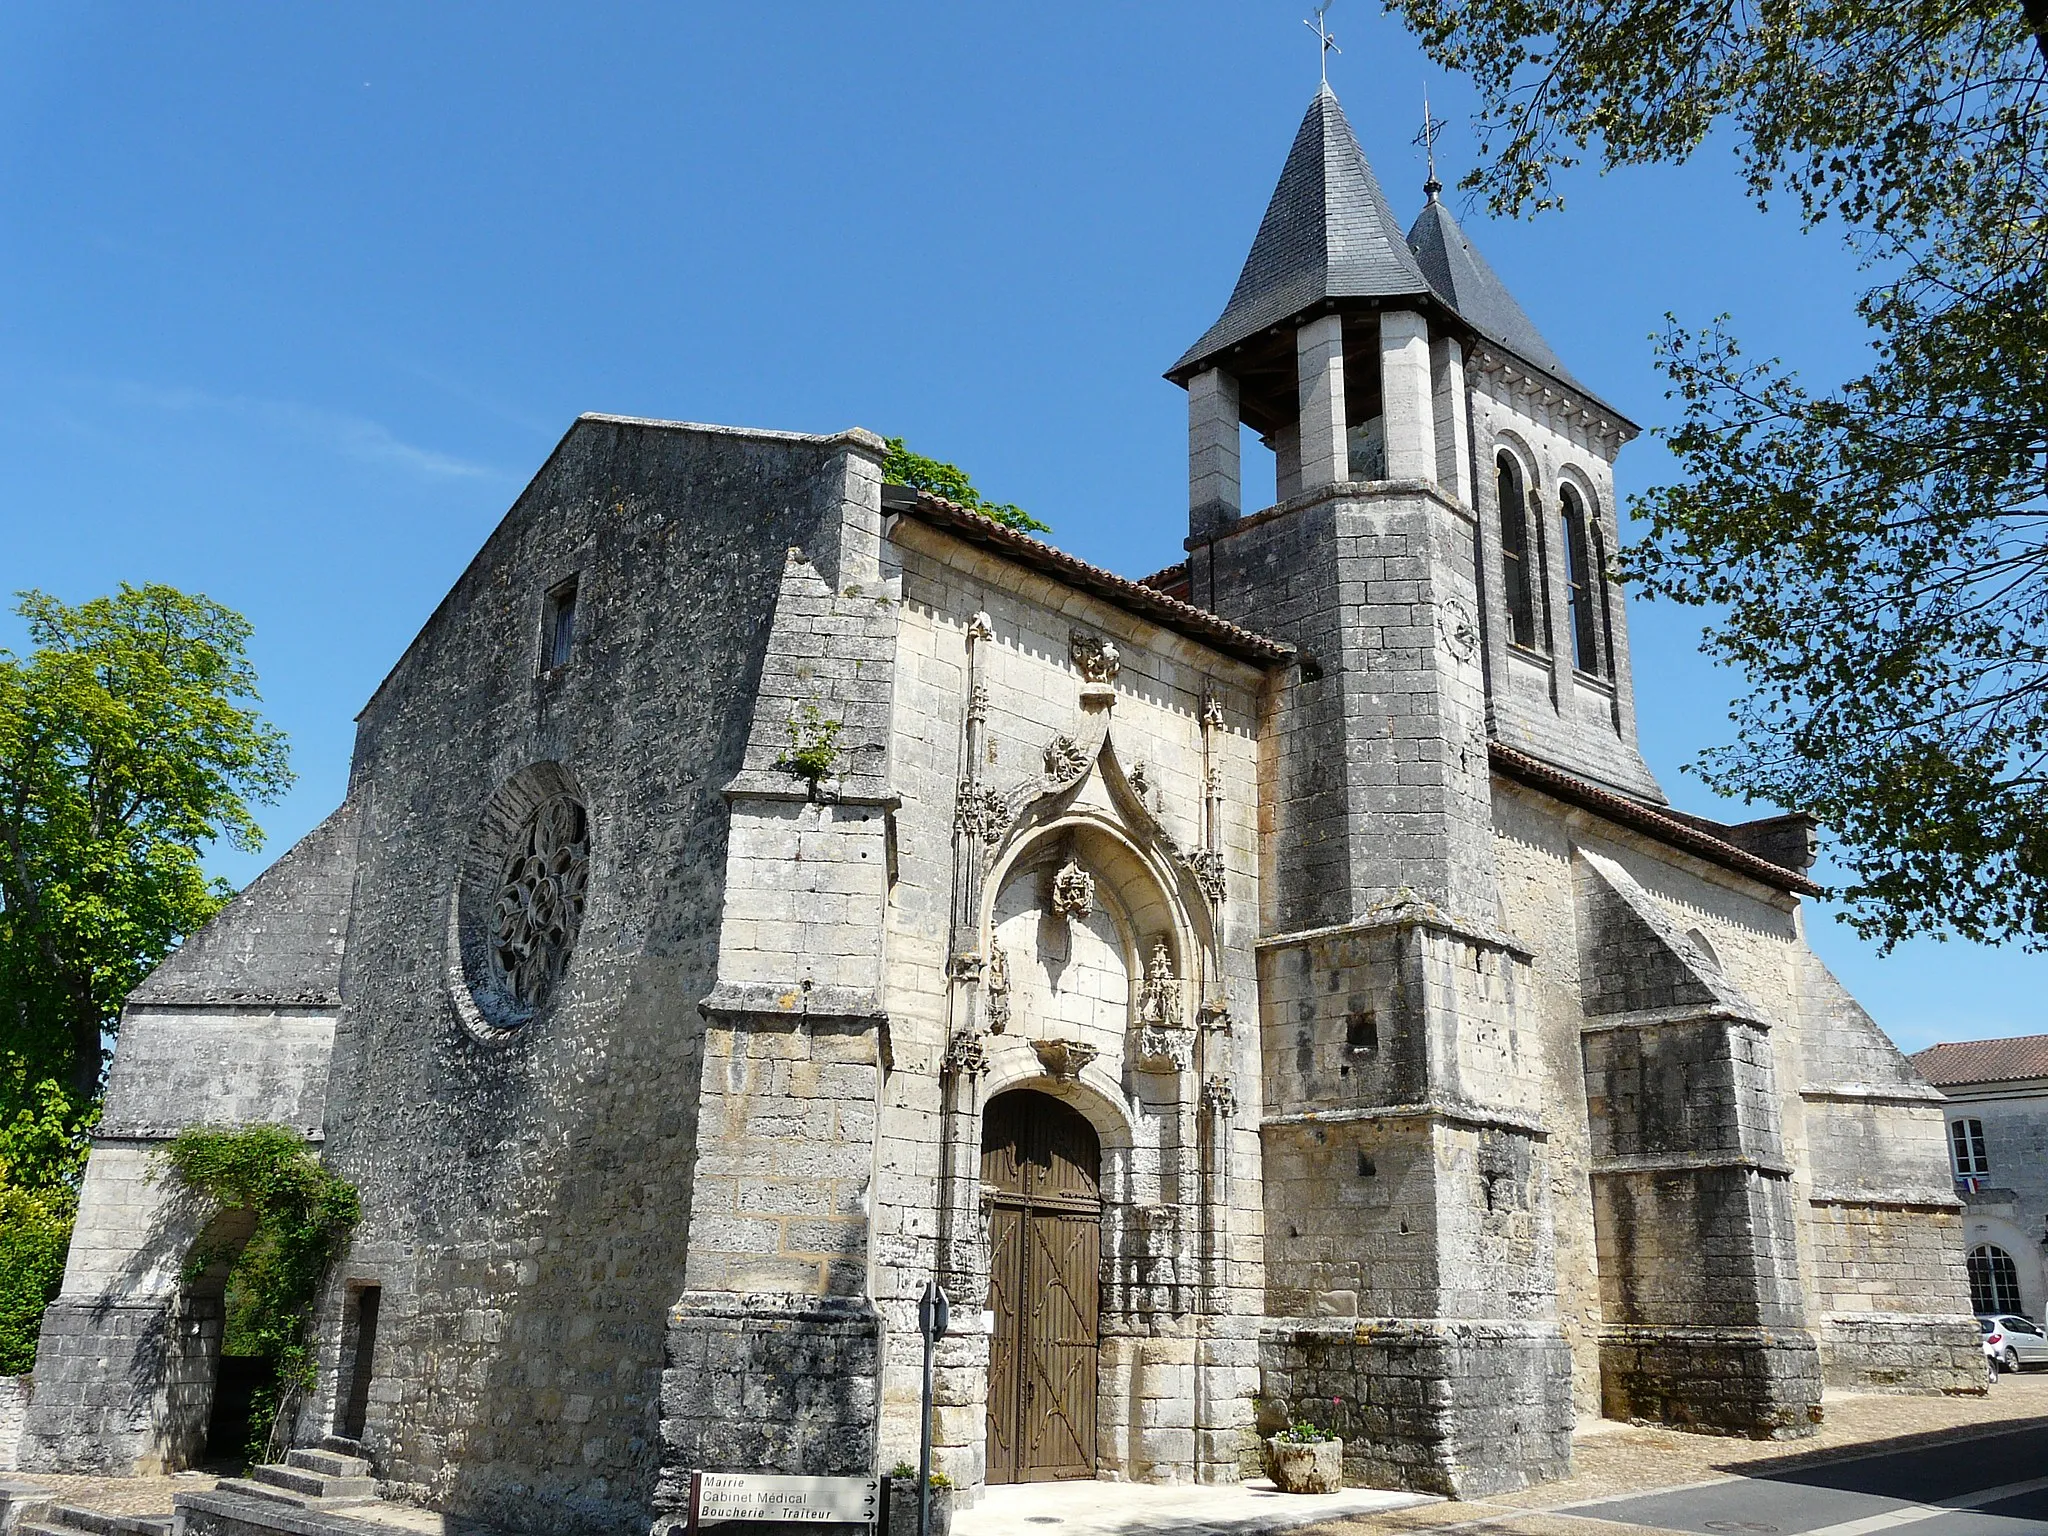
[1572,851,1822,1434]
[654,440,900,1505]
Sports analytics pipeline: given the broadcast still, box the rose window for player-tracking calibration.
[486,794,590,1013]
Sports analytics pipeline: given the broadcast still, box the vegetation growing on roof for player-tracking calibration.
[882,438,1049,534]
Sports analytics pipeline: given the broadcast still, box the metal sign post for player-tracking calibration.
[916,1279,950,1536]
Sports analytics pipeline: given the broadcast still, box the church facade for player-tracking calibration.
[21,87,1979,1535]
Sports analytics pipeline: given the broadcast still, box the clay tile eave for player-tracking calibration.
[1490,740,1822,897]
[883,488,1294,669]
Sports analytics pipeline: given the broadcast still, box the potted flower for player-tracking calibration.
[885,1462,954,1536]
[1266,1415,1343,1494]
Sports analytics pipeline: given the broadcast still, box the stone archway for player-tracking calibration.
[982,1089,1103,1484]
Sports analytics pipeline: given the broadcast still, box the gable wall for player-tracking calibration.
[311,420,872,1536]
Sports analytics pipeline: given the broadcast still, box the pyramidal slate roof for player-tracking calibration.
[1406,191,1585,396]
[1169,84,1433,379]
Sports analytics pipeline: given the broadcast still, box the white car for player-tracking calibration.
[1979,1313,2048,1373]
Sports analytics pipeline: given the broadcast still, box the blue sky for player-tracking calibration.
[0,3,2036,1053]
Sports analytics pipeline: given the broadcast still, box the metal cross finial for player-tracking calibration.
[1414,87,1445,199]
[1304,2,1340,85]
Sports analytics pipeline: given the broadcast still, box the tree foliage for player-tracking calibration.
[1390,0,2048,947]
[882,438,1050,534]
[161,1124,359,1463]
[0,584,292,1126]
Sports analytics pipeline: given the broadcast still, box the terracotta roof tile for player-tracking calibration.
[1909,1035,2048,1087]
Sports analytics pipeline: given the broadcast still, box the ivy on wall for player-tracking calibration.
[161,1124,360,1464]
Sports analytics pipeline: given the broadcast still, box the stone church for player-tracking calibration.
[21,84,1978,1535]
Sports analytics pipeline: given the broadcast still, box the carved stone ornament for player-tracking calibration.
[1044,733,1090,783]
[1201,690,1225,730]
[984,943,1012,1033]
[1032,1037,1099,1082]
[487,793,590,1014]
[1050,859,1096,920]
[1135,1024,1194,1073]
[967,610,995,642]
[954,780,1009,846]
[1128,759,1151,805]
[1198,998,1234,1036]
[1438,595,1481,662]
[944,1028,991,1079]
[1069,629,1121,684]
[1202,1074,1238,1118]
[1183,848,1227,906]
[949,950,985,986]
[1136,940,1179,1028]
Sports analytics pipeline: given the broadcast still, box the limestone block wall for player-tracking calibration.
[1492,779,1977,1422]
[0,1378,29,1471]
[310,419,886,1536]
[873,520,1270,1490]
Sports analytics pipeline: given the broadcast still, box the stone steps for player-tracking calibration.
[17,1509,173,1536]
[286,1448,372,1480]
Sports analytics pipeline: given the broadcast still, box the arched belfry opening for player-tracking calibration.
[981,1091,1103,1483]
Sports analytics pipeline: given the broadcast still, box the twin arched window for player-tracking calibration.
[1560,485,1601,675]
[1495,451,1609,678]
[1496,454,1539,651]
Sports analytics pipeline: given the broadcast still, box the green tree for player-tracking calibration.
[1390,0,2048,948]
[0,584,292,1133]
[882,437,1050,534]
[0,1076,84,1373]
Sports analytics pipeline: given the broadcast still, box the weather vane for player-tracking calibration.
[1414,88,1445,198]
[1304,2,1340,85]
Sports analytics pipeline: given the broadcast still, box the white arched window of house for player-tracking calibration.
[1968,1244,2022,1315]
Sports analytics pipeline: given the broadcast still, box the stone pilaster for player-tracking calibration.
[1296,316,1348,492]
[1189,367,1243,539]
[1378,310,1437,483]
[1431,335,1471,504]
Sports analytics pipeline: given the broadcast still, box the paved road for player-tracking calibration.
[1556,1422,2048,1535]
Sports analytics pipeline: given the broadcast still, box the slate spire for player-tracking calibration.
[1169,85,1433,380]
[1405,189,1586,395]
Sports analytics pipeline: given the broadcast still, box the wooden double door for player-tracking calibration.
[982,1090,1102,1484]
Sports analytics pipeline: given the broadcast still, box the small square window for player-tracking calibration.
[543,578,578,671]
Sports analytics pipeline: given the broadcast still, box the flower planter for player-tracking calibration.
[1267,1435,1343,1493]
[885,1478,953,1536]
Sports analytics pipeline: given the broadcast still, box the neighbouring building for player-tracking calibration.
[19,84,1979,1536]
[1910,1034,2048,1323]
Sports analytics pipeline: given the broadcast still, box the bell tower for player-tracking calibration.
[1168,86,1576,1497]
[1170,84,1473,540]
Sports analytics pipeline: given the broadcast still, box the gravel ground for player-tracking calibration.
[1313,1371,2048,1535]
[8,1373,2044,1535]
